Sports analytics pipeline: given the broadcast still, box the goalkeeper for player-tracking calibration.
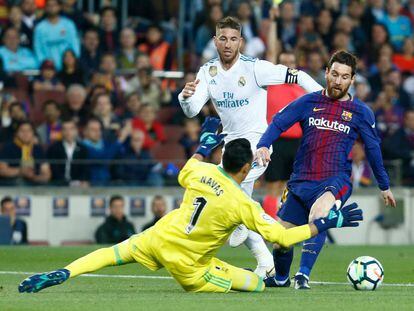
[18,118,363,293]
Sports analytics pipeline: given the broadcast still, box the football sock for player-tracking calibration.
[298,231,327,277]
[65,240,133,278]
[244,230,273,267]
[273,247,294,282]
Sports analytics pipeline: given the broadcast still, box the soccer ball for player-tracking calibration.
[347,256,384,290]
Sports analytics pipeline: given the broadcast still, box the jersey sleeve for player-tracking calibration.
[358,105,390,191]
[237,196,312,248]
[178,158,202,188]
[257,95,308,148]
[178,67,210,118]
[254,60,322,92]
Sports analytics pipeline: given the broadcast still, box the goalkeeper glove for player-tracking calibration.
[195,117,226,157]
[313,202,363,233]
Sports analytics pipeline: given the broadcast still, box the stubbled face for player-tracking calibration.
[151,198,166,218]
[325,62,355,100]
[110,199,125,221]
[214,27,242,64]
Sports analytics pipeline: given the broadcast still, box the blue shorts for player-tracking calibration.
[277,175,353,226]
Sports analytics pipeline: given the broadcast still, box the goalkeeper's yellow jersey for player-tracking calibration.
[148,158,312,272]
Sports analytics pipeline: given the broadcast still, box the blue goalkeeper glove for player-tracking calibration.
[313,202,363,233]
[195,117,226,157]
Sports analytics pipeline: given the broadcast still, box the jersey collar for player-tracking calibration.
[218,53,241,74]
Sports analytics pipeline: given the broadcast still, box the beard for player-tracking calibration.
[219,49,238,64]
[327,82,350,100]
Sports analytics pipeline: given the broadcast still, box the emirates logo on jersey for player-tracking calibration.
[238,76,246,87]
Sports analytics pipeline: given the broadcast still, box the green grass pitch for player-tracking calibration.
[0,245,413,311]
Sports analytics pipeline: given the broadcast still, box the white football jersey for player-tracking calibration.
[179,54,322,151]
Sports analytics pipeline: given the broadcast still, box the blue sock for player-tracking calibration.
[298,231,327,277]
[273,248,294,282]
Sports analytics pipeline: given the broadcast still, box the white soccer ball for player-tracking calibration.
[347,256,384,290]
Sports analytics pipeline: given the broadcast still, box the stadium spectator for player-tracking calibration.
[98,6,119,53]
[346,0,368,55]
[47,118,89,186]
[122,92,142,121]
[114,129,163,186]
[195,4,223,56]
[33,60,65,91]
[316,9,334,50]
[373,90,404,139]
[33,0,80,70]
[380,0,413,52]
[0,121,51,185]
[82,117,130,185]
[7,5,33,48]
[351,141,374,189]
[277,0,298,50]
[135,65,171,110]
[95,195,135,244]
[306,51,326,87]
[62,84,89,126]
[122,53,150,95]
[141,195,167,231]
[401,0,414,25]
[0,102,27,143]
[386,69,411,109]
[383,109,414,186]
[20,0,37,32]
[362,0,386,34]
[0,196,27,244]
[236,1,264,57]
[117,27,140,71]
[138,24,173,71]
[392,37,414,74]
[58,49,85,87]
[179,118,200,159]
[92,93,121,142]
[61,0,91,32]
[368,53,395,94]
[79,28,102,79]
[0,27,37,73]
[91,53,120,99]
[131,104,166,149]
[367,23,390,65]
[36,100,62,145]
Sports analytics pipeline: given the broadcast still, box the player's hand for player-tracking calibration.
[313,202,363,232]
[381,189,396,208]
[195,117,226,157]
[255,147,271,167]
[182,79,200,99]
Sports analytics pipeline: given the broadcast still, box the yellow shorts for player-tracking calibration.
[115,231,265,293]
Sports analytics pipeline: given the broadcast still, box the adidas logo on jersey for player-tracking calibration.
[309,117,350,134]
[209,79,217,85]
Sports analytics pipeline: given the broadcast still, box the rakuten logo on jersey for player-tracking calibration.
[308,117,350,134]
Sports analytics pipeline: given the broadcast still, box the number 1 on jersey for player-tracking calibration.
[186,197,207,234]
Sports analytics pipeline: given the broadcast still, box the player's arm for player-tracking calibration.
[178,117,225,187]
[238,200,362,249]
[358,106,397,207]
[254,60,323,92]
[255,96,307,166]
[178,68,210,118]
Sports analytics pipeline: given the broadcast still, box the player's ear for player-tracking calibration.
[241,162,251,176]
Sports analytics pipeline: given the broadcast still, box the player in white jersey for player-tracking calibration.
[178,17,322,276]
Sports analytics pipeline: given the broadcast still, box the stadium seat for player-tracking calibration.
[150,142,186,167]
[164,125,184,143]
[157,107,179,124]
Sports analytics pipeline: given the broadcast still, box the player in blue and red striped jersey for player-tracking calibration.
[255,50,396,290]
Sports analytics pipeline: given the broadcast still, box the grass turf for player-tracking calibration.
[0,245,413,311]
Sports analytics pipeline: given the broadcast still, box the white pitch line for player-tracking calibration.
[1,271,414,287]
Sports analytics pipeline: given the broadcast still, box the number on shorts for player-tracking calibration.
[186,197,207,234]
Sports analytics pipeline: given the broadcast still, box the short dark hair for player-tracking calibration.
[42,99,60,112]
[109,195,124,207]
[1,196,13,210]
[100,6,117,16]
[222,138,253,174]
[216,16,242,33]
[328,50,357,76]
[15,120,34,134]
[86,117,103,129]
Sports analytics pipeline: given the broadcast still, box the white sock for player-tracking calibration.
[244,230,273,266]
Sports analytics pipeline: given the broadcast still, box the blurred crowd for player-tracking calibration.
[0,0,412,187]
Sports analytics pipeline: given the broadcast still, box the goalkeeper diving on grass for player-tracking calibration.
[18,117,363,293]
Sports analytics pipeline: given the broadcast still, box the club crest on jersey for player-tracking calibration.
[341,110,353,122]
[209,66,217,77]
[238,76,246,87]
